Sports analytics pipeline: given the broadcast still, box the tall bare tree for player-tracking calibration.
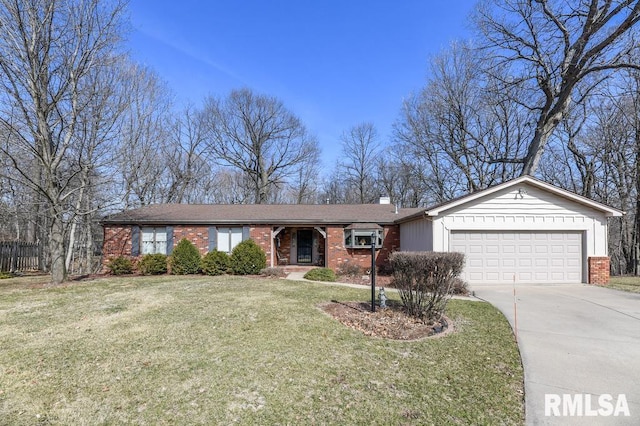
[0,0,126,283]
[394,43,527,202]
[117,63,173,208]
[164,105,212,204]
[202,88,320,204]
[338,122,382,204]
[476,0,640,174]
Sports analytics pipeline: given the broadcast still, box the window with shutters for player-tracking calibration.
[217,227,243,254]
[141,227,167,254]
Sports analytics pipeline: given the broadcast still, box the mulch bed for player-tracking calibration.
[319,299,452,340]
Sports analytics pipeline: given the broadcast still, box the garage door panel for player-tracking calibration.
[566,245,581,254]
[469,245,483,253]
[452,231,583,284]
[535,245,548,253]
[503,244,516,253]
[519,246,532,254]
[567,258,580,267]
[469,258,483,267]
[518,258,532,267]
[550,258,564,267]
[486,245,499,254]
[486,258,499,267]
[535,258,548,267]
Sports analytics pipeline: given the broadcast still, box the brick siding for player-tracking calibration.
[250,225,272,262]
[588,256,610,285]
[326,225,399,272]
[103,225,133,260]
[103,223,400,273]
[173,226,210,255]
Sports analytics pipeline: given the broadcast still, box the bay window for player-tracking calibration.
[344,228,383,249]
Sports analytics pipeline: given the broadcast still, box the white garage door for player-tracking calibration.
[450,231,583,284]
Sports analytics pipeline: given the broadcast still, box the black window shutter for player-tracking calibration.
[131,226,140,256]
[166,226,174,255]
[208,226,217,251]
[242,226,250,241]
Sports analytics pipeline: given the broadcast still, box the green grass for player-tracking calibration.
[609,276,640,293]
[0,276,524,425]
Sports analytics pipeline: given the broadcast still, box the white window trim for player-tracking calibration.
[141,227,167,255]
[344,229,383,249]
[217,227,243,254]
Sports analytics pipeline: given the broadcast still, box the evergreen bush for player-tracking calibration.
[200,250,231,275]
[230,239,266,275]
[303,267,336,282]
[138,253,168,275]
[170,238,201,275]
[106,256,134,275]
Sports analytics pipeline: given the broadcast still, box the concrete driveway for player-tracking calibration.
[472,283,640,425]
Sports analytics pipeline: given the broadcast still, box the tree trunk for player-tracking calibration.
[49,213,67,284]
[634,125,640,275]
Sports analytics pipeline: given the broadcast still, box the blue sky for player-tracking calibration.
[127,1,476,171]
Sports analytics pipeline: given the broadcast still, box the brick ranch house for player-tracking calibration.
[101,176,623,284]
[101,200,421,272]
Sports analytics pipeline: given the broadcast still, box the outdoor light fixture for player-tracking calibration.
[517,188,527,199]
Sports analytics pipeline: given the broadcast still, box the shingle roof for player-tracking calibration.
[101,203,426,225]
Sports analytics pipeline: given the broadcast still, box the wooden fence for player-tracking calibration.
[0,241,41,272]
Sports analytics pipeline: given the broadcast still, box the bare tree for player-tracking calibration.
[337,122,382,203]
[285,147,322,204]
[0,0,126,283]
[476,0,640,174]
[202,88,320,204]
[393,43,526,202]
[376,154,427,208]
[164,104,212,204]
[64,60,129,274]
[117,63,173,208]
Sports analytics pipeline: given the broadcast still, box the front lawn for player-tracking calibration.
[608,276,640,293]
[0,276,524,424]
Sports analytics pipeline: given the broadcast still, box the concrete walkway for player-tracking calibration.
[473,283,640,425]
[284,270,372,289]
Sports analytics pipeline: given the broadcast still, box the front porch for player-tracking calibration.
[272,226,326,267]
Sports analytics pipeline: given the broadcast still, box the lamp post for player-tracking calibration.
[371,232,376,312]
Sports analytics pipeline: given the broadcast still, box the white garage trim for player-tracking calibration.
[450,231,584,284]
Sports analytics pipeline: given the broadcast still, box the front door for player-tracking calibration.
[297,230,313,263]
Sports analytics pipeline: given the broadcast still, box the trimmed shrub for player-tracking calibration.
[138,253,168,275]
[170,238,201,275]
[106,256,133,275]
[201,250,231,276]
[260,267,287,278]
[389,251,465,322]
[304,267,336,282]
[230,239,266,275]
[451,278,469,296]
[337,263,363,277]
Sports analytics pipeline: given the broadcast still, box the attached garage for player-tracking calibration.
[399,176,623,285]
[450,231,583,284]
